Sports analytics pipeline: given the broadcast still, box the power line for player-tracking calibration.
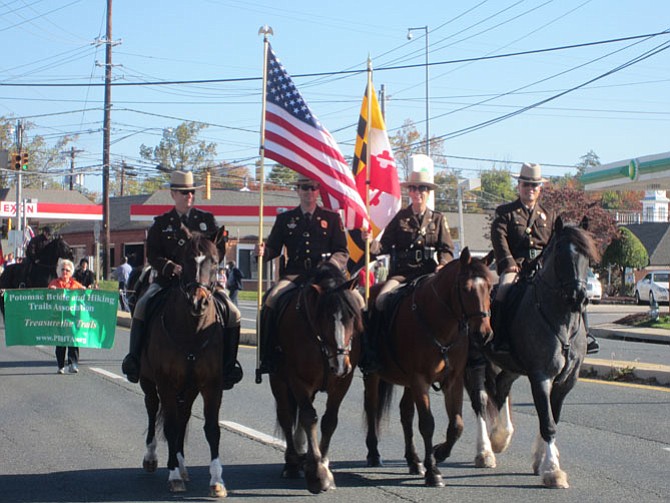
[0,31,668,87]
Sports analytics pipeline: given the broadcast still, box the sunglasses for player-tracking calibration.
[177,190,196,195]
[407,185,431,192]
[298,184,319,191]
[520,182,541,189]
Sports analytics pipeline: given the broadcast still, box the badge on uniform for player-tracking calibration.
[540,212,546,220]
[287,218,297,230]
[199,222,207,231]
[321,220,328,229]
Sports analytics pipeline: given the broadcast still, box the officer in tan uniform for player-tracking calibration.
[122,170,243,388]
[254,175,350,378]
[361,169,454,372]
[490,162,598,353]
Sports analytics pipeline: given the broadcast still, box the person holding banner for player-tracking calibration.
[254,175,351,376]
[48,258,85,374]
[360,169,455,373]
[121,170,243,390]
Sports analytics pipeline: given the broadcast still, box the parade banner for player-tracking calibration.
[4,289,118,348]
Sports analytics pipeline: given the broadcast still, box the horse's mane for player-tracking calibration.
[308,263,360,323]
[553,225,600,264]
[185,233,219,262]
[310,262,347,290]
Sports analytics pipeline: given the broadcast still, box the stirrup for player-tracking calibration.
[586,333,600,355]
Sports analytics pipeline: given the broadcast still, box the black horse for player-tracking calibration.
[463,217,599,488]
[0,236,74,316]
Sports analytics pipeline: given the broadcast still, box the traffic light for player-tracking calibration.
[12,153,21,170]
[20,151,28,170]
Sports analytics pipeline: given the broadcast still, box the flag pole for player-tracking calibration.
[364,56,373,305]
[256,24,273,384]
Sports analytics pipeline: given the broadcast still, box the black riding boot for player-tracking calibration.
[360,308,382,374]
[222,325,243,390]
[121,319,145,383]
[256,306,277,382]
[491,300,510,353]
[583,310,600,354]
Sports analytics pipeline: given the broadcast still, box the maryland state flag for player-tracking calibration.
[347,83,401,271]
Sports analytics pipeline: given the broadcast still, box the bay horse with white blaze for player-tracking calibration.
[465,217,599,488]
[269,262,364,494]
[364,248,494,487]
[139,234,228,497]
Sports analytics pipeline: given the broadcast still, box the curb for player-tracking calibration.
[581,357,670,386]
[591,324,670,344]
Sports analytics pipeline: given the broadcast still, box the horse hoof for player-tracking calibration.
[425,472,445,487]
[433,444,451,463]
[408,462,426,476]
[475,452,496,468]
[142,458,158,473]
[366,455,383,467]
[209,482,227,498]
[542,470,569,489]
[168,479,186,492]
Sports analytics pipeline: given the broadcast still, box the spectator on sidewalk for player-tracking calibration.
[74,258,95,288]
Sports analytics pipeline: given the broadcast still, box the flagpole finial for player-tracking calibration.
[258,25,274,36]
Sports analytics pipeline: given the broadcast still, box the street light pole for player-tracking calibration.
[407,26,429,157]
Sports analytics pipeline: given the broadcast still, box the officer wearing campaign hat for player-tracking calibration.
[122,170,244,389]
[254,174,351,378]
[490,163,598,353]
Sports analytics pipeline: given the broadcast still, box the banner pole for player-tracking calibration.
[364,57,373,306]
[256,25,273,384]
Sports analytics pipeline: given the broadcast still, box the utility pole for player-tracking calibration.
[63,146,84,190]
[101,0,113,279]
[14,121,24,258]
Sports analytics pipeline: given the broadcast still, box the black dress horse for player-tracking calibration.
[464,217,599,488]
[0,236,74,316]
[138,234,228,497]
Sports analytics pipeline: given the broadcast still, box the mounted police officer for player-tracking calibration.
[254,175,352,379]
[122,170,243,389]
[26,226,53,264]
[360,169,455,372]
[490,162,599,353]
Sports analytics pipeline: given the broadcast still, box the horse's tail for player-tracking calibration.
[377,379,395,424]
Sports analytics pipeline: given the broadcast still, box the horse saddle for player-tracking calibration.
[491,277,529,337]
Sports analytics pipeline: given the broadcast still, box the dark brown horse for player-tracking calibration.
[464,218,599,488]
[269,262,364,494]
[0,236,74,317]
[364,248,495,487]
[138,235,227,497]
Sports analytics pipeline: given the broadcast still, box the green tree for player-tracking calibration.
[266,164,298,189]
[481,169,516,206]
[575,149,600,179]
[139,121,217,183]
[601,227,648,294]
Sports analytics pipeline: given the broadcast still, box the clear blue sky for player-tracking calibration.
[2,0,669,193]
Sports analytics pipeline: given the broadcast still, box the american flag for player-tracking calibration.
[264,45,369,230]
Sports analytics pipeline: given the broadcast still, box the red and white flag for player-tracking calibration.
[263,45,369,230]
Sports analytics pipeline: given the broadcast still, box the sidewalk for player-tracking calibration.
[115,312,670,386]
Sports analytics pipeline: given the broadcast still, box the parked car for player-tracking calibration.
[635,270,670,305]
[586,269,602,304]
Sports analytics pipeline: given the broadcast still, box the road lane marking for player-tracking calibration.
[580,377,670,393]
[220,420,286,450]
[90,367,127,380]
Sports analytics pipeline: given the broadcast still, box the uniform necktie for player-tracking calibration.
[304,212,311,224]
[181,214,188,226]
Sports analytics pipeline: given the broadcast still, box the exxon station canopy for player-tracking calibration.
[582,151,670,191]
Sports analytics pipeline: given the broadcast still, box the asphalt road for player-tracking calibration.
[1,316,669,503]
